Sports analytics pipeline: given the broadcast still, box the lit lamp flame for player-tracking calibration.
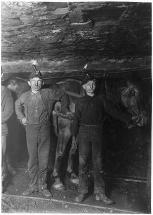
[31,60,38,72]
[83,64,88,70]
[31,59,38,66]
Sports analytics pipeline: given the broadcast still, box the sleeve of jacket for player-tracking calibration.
[72,99,81,137]
[15,94,26,121]
[2,89,14,123]
[102,96,132,126]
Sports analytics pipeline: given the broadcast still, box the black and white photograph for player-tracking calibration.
[1,0,151,213]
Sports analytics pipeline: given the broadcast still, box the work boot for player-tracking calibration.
[39,188,52,198]
[95,193,115,205]
[23,187,38,196]
[74,193,87,203]
[52,177,65,191]
[69,172,79,185]
[2,179,7,193]
[7,163,16,175]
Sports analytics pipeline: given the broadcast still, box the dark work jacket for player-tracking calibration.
[72,94,132,136]
[15,88,69,125]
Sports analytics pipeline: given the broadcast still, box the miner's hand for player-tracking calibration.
[21,117,27,126]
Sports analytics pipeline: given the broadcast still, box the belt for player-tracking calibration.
[80,123,102,127]
[26,121,50,126]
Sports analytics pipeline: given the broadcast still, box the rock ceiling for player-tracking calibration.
[1,1,151,77]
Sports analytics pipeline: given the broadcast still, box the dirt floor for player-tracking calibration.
[2,168,150,213]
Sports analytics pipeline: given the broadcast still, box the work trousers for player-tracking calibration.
[2,135,7,182]
[78,125,105,195]
[25,124,50,190]
[2,134,16,184]
[2,123,8,180]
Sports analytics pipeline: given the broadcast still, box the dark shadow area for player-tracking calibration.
[7,111,28,168]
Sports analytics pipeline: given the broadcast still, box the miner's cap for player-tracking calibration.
[28,71,43,80]
[81,73,96,85]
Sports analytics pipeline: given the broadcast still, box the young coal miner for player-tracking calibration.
[15,71,69,197]
[73,74,133,204]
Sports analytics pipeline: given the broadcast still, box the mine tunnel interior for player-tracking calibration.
[1,1,151,213]
[6,73,151,179]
